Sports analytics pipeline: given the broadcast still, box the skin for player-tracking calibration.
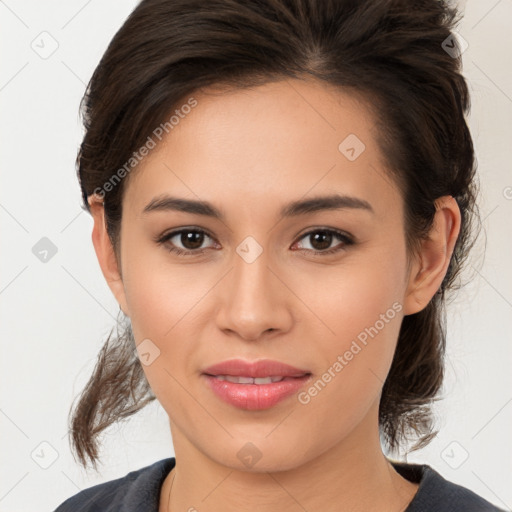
[88,78,460,512]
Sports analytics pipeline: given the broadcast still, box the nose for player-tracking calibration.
[215,247,293,341]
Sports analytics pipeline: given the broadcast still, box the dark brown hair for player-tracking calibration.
[70,0,480,469]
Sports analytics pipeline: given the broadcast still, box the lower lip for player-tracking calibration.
[202,374,311,410]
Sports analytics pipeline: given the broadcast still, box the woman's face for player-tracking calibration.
[104,79,424,471]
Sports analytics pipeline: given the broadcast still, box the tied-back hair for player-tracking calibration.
[70,0,480,470]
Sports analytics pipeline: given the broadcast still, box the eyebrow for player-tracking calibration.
[142,193,375,220]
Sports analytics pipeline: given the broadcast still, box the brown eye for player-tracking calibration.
[155,227,354,257]
[308,231,334,251]
[156,228,217,255]
[293,229,354,255]
[177,230,206,250]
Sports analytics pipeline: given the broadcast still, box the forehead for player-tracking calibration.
[123,79,400,220]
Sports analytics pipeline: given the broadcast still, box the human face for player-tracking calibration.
[113,79,414,472]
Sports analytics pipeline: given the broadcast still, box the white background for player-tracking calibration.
[1,1,511,510]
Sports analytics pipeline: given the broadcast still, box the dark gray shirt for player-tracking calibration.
[54,457,506,511]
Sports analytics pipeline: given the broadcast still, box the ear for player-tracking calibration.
[88,194,131,317]
[403,195,461,316]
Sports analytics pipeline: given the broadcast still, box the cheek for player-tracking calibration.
[121,235,211,339]
[120,242,217,397]
[123,260,202,418]
[290,246,407,409]
[293,244,406,343]
[291,296,403,452]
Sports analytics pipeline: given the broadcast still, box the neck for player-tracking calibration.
[159,403,418,512]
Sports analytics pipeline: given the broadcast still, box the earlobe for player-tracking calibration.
[402,196,461,316]
[88,194,130,317]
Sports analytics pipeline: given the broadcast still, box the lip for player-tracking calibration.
[202,358,312,410]
[202,358,310,378]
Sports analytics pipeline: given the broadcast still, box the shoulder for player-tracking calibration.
[391,461,506,512]
[53,457,175,512]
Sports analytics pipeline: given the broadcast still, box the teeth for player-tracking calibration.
[227,375,253,384]
[213,375,285,384]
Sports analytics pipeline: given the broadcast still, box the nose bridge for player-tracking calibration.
[216,237,291,339]
[232,241,275,313]
[233,242,271,302]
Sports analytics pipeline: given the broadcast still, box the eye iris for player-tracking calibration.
[182,231,204,250]
[310,231,332,250]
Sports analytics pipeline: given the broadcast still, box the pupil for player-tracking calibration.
[311,231,331,250]
[182,231,203,249]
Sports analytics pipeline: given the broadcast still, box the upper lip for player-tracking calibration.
[202,358,311,378]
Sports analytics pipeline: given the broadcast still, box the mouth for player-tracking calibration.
[208,375,301,384]
[202,358,310,378]
[201,359,312,410]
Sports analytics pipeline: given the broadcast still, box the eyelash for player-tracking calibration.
[154,227,355,257]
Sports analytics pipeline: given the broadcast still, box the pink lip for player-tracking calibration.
[202,358,310,378]
[202,359,312,410]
